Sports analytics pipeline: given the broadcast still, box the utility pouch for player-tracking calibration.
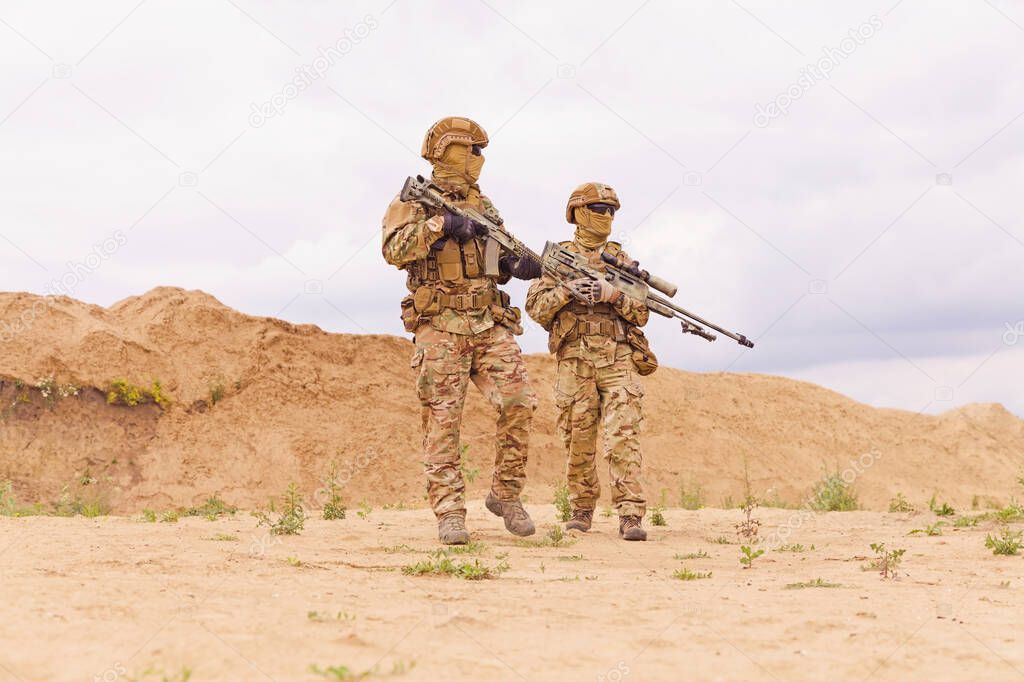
[412,286,440,315]
[626,326,659,376]
[549,311,578,354]
[463,240,481,278]
[400,295,419,333]
[435,239,464,282]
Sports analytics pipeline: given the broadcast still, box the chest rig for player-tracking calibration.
[548,241,628,352]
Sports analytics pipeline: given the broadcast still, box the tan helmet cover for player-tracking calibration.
[565,182,621,223]
[421,117,489,162]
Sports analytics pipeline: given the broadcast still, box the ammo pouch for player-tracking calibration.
[490,290,523,333]
[400,294,419,333]
[626,326,658,376]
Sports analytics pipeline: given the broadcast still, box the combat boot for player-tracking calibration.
[485,492,536,537]
[619,515,647,541]
[437,512,470,545]
[565,508,593,532]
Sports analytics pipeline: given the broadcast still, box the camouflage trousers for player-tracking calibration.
[554,343,646,517]
[412,323,537,517]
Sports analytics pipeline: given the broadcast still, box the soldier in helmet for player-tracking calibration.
[382,116,542,545]
[525,183,651,541]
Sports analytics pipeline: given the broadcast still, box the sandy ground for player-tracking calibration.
[2,506,1022,682]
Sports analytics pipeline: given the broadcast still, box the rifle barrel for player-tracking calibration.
[647,292,754,348]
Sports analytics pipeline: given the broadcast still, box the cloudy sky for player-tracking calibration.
[1,0,1022,416]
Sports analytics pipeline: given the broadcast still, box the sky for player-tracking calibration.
[1,0,1022,417]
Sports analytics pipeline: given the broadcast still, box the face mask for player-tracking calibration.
[433,143,484,193]
[574,206,613,249]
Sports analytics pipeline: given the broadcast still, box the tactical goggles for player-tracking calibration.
[587,202,616,216]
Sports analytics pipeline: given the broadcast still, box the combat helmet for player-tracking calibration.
[421,117,489,162]
[565,182,621,223]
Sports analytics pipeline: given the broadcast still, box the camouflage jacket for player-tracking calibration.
[525,240,649,364]
[382,184,518,336]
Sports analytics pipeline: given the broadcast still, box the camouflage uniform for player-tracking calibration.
[382,117,537,521]
[525,186,650,519]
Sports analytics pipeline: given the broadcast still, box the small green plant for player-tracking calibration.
[993,503,1023,523]
[674,551,709,560]
[184,495,237,520]
[868,543,906,579]
[308,664,359,680]
[381,544,418,554]
[0,480,18,517]
[208,533,238,542]
[679,482,705,510]
[673,568,712,581]
[442,541,486,555]
[735,497,760,541]
[709,535,732,545]
[106,378,171,407]
[209,383,225,405]
[356,500,373,520]
[888,493,914,513]
[785,578,842,589]
[458,443,479,484]
[553,480,571,522]
[252,483,305,535]
[953,515,982,528]
[808,467,859,511]
[777,543,813,552]
[286,556,303,567]
[908,522,945,537]
[141,508,157,523]
[518,524,575,548]
[321,463,347,520]
[739,545,764,569]
[402,550,508,580]
[50,483,110,518]
[600,506,613,518]
[985,527,1023,556]
[160,509,181,523]
[125,666,193,682]
[34,375,79,406]
[307,611,355,624]
[650,490,668,527]
[928,494,955,517]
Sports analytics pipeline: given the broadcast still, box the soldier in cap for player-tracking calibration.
[382,116,542,545]
[525,183,650,541]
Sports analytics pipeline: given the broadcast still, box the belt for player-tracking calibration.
[564,317,625,342]
[436,290,495,311]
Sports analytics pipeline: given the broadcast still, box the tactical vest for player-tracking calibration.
[399,195,519,333]
[547,241,628,352]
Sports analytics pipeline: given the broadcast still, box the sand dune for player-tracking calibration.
[0,287,1021,513]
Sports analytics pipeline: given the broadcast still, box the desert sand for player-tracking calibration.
[1,288,1023,681]
[0,287,1022,513]
[1,507,1023,681]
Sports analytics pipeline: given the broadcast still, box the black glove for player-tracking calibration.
[442,210,480,243]
[500,254,542,280]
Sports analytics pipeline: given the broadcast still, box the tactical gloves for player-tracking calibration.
[565,277,622,305]
[442,210,483,243]
[500,254,542,280]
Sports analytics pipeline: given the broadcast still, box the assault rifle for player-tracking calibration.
[400,174,537,277]
[541,240,755,348]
